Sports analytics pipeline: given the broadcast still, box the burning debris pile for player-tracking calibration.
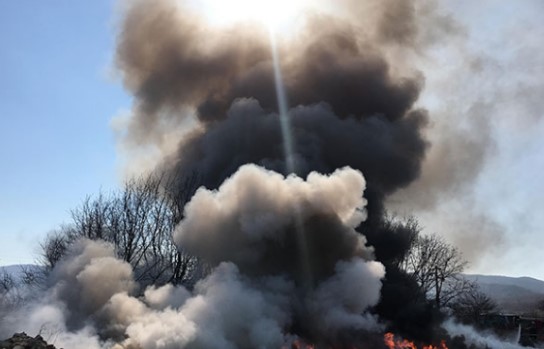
[0,0,534,348]
[384,333,448,349]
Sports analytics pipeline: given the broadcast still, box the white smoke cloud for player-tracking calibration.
[170,164,385,341]
[144,284,191,310]
[0,239,129,349]
[444,319,525,349]
[173,164,372,273]
[48,239,135,327]
[104,262,293,349]
[2,166,386,348]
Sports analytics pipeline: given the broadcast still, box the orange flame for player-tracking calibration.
[384,333,448,349]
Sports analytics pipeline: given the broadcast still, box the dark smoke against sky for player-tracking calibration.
[0,0,542,348]
[115,0,429,224]
[115,0,476,271]
[111,0,544,278]
[113,0,437,341]
[0,0,542,311]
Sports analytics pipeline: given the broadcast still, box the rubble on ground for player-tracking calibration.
[0,332,58,349]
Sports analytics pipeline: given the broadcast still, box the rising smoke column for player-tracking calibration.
[112,0,443,341]
[115,0,428,205]
[115,0,429,239]
[1,1,533,348]
[114,0,434,340]
[171,165,386,344]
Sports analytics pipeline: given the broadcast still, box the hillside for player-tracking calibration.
[3,265,544,315]
[0,264,42,282]
[464,274,544,314]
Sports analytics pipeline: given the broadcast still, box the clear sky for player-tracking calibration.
[0,1,130,264]
[0,1,543,279]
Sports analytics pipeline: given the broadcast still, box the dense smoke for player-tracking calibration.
[174,165,373,280]
[174,165,385,340]
[2,167,387,348]
[114,0,435,341]
[115,0,429,208]
[0,240,126,349]
[5,0,531,348]
[444,320,525,349]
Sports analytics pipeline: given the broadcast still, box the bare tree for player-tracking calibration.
[0,270,18,332]
[0,267,28,319]
[370,215,420,269]
[41,230,70,270]
[40,173,202,288]
[450,284,497,324]
[401,233,468,308]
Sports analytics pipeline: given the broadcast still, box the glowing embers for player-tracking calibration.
[384,333,448,349]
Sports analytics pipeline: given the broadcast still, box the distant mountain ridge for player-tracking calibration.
[463,274,544,314]
[3,265,544,314]
[0,264,42,283]
[464,274,544,294]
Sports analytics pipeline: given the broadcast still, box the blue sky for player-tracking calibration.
[0,1,130,264]
[1,1,543,280]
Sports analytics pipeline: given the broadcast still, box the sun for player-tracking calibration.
[192,0,312,34]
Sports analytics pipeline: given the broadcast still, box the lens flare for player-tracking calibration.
[270,33,295,174]
[269,28,315,290]
[193,0,311,33]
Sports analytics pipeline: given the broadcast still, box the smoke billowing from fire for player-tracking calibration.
[3,0,528,348]
[174,165,385,338]
[2,167,387,348]
[113,0,434,342]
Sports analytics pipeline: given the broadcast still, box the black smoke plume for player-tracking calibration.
[115,0,432,340]
[116,0,429,225]
[2,1,537,348]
